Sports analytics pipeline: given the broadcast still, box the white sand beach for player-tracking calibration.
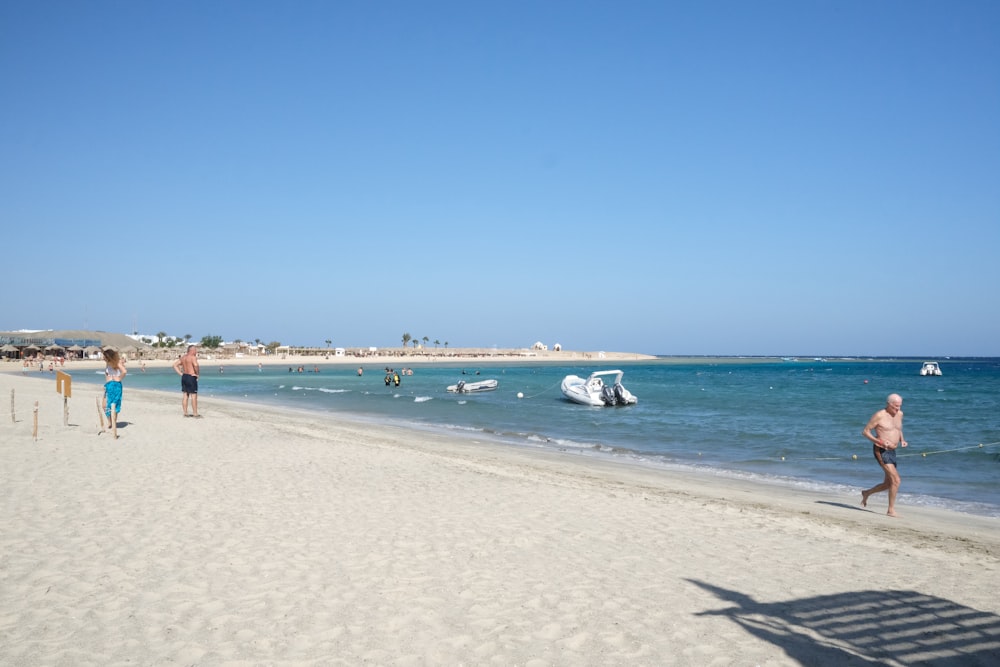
[2,369,999,666]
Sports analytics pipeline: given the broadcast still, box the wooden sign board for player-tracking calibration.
[56,371,72,398]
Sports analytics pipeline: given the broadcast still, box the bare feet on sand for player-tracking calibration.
[861,491,869,508]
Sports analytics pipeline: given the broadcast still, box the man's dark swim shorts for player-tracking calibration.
[874,445,897,466]
[182,373,198,394]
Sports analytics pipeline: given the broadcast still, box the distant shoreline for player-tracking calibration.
[0,329,984,368]
[1,349,654,374]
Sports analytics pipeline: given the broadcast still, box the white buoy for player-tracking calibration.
[517,392,524,399]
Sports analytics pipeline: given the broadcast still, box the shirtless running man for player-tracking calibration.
[861,393,908,517]
[172,345,201,418]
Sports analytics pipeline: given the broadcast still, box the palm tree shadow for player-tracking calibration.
[687,579,1000,666]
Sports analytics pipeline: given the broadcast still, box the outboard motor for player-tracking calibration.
[456,380,466,393]
[601,384,617,406]
[613,382,636,405]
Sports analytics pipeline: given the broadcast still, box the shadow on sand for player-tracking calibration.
[689,579,1000,666]
[815,500,871,513]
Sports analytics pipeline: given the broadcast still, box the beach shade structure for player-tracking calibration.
[23,344,40,353]
[46,344,65,353]
[1,344,18,358]
[83,345,102,358]
[67,344,84,359]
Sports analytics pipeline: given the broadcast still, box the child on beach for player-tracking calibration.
[102,348,127,429]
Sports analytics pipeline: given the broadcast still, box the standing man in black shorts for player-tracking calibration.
[861,393,907,517]
[173,345,201,418]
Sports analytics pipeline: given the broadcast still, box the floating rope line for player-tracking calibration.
[776,440,1000,462]
[517,380,564,400]
[897,440,1000,459]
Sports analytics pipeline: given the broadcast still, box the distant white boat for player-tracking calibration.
[561,370,637,406]
[447,379,499,393]
[919,361,943,376]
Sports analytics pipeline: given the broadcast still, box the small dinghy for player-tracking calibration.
[447,379,499,393]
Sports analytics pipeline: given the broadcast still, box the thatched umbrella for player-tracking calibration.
[1,343,18,357]
[83,345,101,357]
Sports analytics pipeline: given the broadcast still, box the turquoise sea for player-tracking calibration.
[74,357,1000,518]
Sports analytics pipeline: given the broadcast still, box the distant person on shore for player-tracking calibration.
[102,348,127,429]
[173,345,201,418]
[861,393,908,517]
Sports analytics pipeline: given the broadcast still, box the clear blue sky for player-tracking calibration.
[2,1,998,356]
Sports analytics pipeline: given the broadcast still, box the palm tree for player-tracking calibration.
[156,331,167,348]
[325,339,332,350]
[444,342,449,348]
[434,339,440,348]
[184,334,192,345]
[201,335,223,350]
[422,336,429,348]
[402,332,411,348]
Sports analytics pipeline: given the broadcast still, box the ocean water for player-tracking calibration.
[73,358,1000,518]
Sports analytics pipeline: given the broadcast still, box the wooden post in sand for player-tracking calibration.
[32,401,38,441]
[9,389,13,423]
[56,371,72,427]
[96,396,105,433]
